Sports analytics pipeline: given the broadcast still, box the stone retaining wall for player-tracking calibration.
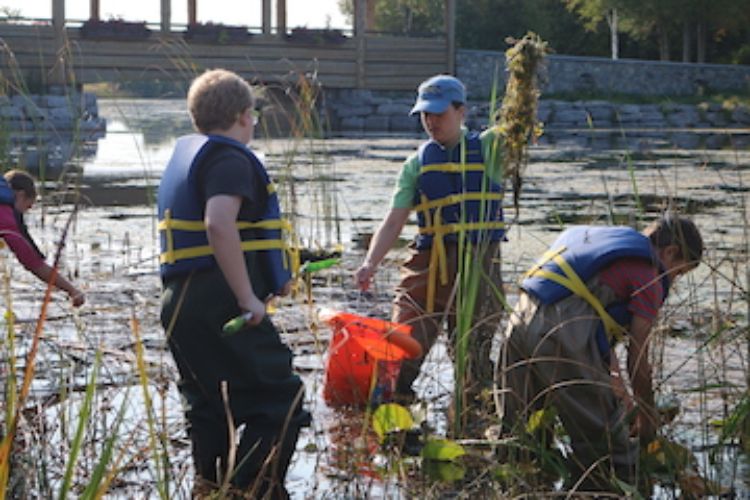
[457,50,750,99]
[323,89,750,150]
[1,91,105,173]
[1,91,104,139]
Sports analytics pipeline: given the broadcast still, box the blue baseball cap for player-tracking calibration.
[409,75,466,115]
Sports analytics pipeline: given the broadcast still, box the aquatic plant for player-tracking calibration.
[495,31,549,216]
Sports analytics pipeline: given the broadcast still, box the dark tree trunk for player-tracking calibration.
[658,25,670,61]
[696,21,707,63]
[682,20,691,62]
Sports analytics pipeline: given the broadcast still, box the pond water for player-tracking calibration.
[7,98,749,497]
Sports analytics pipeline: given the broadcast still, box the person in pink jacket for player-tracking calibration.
[0,170,84,307]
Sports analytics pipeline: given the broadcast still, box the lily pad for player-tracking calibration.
[372,403,414,442]
[421,438,466,461]
[423,459,466,482]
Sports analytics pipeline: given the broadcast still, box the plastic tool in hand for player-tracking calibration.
[222,311,254,336]
[299,257,340,275]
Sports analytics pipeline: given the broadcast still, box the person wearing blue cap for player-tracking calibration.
[355,74,506,412]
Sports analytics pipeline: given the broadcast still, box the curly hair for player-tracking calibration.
[187,69,254,133]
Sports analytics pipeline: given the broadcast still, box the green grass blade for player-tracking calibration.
[58,350,101,500]
[79,388,130,500]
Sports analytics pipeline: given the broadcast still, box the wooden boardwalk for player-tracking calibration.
[0,24,449,91]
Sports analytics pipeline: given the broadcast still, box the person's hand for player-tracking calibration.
[69,289,85,308]
[636,406,659,445]
[354,263,376,291]
[278,279,293,297]
[238,294,265,326]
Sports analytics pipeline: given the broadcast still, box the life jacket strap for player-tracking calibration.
[158,215,295,271]
[525,252,626,343]
[419,162,486,174]
[158,218,291,232]
[163,209,176,264]
[159,238,288,265]
[414,192,504,213]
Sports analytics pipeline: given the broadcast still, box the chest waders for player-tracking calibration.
[522,225,670,348]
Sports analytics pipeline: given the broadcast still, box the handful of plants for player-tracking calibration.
[496,31,549,215]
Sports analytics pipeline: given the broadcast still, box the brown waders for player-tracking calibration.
[501,278,638,491]
[393,241,503,414]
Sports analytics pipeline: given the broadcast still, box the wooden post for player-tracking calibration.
[188,0,197,26]
[51,0,66,86]
[89,0,100,21]
[354,0,366,88]
[262,0,272,35]
[445,0,456,74]
[161,0,171,33]
[365,0,376,31]
[276,0,286,37]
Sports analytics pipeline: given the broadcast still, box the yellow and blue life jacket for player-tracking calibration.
[412,132,505,311]
[157,134,293,294]
[414,132,505,250]
[522,225,670,355]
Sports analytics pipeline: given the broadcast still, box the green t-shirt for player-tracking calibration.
[390,127,504,209]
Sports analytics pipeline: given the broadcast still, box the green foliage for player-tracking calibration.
[338,0,445,35]
[421,439,466,461]
[564,0,750,61]
[59,352,101,500]
[372,403,414,442]
[335,0,750,62]
[525,408,557,434]
[423,460,466,482]
[457,0,609,55]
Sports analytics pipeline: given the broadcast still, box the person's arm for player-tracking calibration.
[205,194,265,325]
[0,206,84,307]
[627,315,658,444]
[610,349,634,413]
[354,207,410,291]
[29,262,85,307]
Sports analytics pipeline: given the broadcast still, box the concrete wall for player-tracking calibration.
[457,50,750,99]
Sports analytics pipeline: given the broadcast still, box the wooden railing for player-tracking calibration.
[0,24,448,90]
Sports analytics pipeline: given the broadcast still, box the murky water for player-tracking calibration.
[7,98,749,497]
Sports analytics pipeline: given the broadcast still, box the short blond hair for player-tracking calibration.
[187,69,254,133]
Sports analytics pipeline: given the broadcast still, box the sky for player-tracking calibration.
[1,0,350,29]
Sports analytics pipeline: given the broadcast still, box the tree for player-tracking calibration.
[564,0,750,63]
[564,0,680,61]
[456,0,609,56]
[338,0,445,35]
